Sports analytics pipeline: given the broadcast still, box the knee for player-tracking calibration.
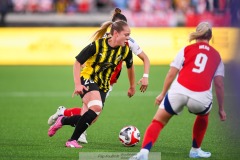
[87,100,103,115]
[153,109,173,125]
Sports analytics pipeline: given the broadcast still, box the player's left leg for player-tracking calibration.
[192,113,209,148]
[189,114,211,158]
[188,99,212,158]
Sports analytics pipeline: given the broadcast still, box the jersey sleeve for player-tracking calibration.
[128,37,143,55]
[170,47,185,69]
[214,61,224,77]
[75,42,96,64]
[124,50,133,69]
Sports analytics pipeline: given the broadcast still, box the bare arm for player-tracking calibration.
[72,60,88,97]
[127,65,136,98]
[137,51,150,92]
[155,67,179,105]
[214,75,226,121]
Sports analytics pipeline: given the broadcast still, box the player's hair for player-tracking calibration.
[189,22,212,42]
[92,20,128,41]
[111,8,127,22]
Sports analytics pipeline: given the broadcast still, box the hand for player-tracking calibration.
[127,86,136,98]
[72,84,88,97]
[137,77,148,93]
[219,109,226,121]
[155,93,165,106]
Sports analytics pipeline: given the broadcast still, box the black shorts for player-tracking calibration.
[80,77,107,105]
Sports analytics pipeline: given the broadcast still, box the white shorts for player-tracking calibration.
[159,92,212,115]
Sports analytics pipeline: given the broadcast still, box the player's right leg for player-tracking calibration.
[189,114,211,158]
[77,87,106,144]
[66,88,106,148]
[130,93,185,160]
[129,109,170,160]
[78,104,88,143]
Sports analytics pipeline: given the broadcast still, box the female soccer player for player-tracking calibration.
[47,8,150,143]
[130,22,226,159]
[48,20,136,148]
[107,8,150,94]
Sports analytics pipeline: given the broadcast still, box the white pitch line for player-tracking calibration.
[0,91,236,98]
[0,91,160,97]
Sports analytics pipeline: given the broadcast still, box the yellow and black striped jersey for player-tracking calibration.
[75,37,133,92]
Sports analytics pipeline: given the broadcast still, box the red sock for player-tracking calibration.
[192,114,209,148]
[63,108,81,117]
[142,119,164,151]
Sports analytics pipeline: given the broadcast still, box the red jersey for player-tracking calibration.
[177,42,221,91]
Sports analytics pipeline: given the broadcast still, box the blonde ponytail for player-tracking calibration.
[189,22,212,42]
[92,21,113,41]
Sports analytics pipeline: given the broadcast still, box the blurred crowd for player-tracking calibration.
[1,0,232,14]
[1,0,240,27]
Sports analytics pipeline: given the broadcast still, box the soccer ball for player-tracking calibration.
[119,125,140,147]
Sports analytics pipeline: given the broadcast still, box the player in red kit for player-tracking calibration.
[129,22,226,160]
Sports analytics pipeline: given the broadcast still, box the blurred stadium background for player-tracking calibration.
[0,0,239,66]
[0,0,239,27]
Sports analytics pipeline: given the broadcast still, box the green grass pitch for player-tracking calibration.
[0,65,239,160]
